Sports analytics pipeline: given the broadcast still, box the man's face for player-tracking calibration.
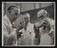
[10,7,18,21]
[36,15,46,28]
[25,17,29,23]
[37,15,45,22]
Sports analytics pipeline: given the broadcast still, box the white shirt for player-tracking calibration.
[2,15,17,46]
[19,22,35,45]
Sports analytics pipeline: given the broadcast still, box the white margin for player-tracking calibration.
[2,2,55,3]
[2,2,56,47]
[2,2,4,46]
[54,2,56,46]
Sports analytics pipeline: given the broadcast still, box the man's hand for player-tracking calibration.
[48,30,54,38]
[17,32,23,39]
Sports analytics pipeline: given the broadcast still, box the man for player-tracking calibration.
[2,5,19,46]
[12,13,26,45]
[18,13,35,45]
[34,9,55,45]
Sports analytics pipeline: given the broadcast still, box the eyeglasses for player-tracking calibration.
[37,15,45,21]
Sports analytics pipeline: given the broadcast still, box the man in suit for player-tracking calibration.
[34,9,54,45]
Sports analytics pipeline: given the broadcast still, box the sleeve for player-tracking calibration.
[3,15,16,38]
[48,19,55,38]
[3,21,10,37]
[2,22,10,45]
[2,15,18,45]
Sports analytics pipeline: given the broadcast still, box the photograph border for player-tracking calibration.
[2,2,56,47]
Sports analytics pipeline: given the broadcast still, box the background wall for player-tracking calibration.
[3,2,53,15]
